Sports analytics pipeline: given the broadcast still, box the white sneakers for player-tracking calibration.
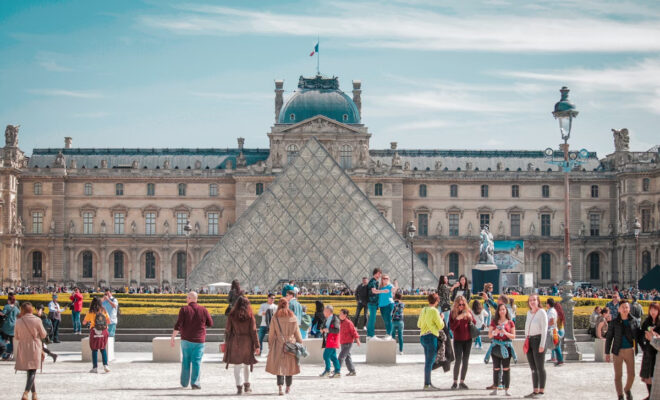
[103,365,111,373]
[89,366,111,373]
[383,335,392,340]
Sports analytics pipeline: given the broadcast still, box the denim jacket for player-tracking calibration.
[484,339,517,364]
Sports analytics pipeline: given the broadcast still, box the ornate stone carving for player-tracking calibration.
[465,162,472,171]
[436,221,443,235]
[69,158,77,169]
[435,160,442,170]
[68,220,74,234]
[163,220,170,235]
[529,222,536,236]
[359,141,369,167]
[496,162,503,171]
[101,159,108,169]
[467,222,473,236]
[163,159,170,169]
[131,220,137,234]
[612,128,630,152]
[53,152,65,168]
[404,161,410,170]
[479,225,495,264]
[100,220,106,234]
[5,125,18,147]
[497,221,505,236]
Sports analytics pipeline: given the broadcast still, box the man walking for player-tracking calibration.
[258,293,277,353]
[366,268,382,339]
[47,293,65,343]
[286,291,306,338]
[69,287,83,335]
[171,291,213,390]
[102,289,119,337]
[354,277,369,330]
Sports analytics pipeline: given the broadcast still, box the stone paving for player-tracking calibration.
[1,342,650,400]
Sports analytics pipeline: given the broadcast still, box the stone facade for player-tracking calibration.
[1,75,659,290]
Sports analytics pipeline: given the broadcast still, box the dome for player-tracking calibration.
[278,75,361,124]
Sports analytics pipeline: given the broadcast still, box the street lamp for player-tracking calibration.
[633,218,641,290]
[406,221,416,292]
[184,220,192,292]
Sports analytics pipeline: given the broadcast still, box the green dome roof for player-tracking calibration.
[278,75,361,124]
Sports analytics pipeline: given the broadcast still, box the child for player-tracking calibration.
[319,305,341,378]
[338,309,360,376]
[391,292,405,354]
[472,299,488,349]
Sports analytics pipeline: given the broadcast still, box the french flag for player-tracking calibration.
[310,41,319,56]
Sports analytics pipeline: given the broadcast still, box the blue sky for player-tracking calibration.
[1,0,659,157]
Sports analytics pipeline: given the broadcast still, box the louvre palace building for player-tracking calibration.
[1,74,659,290]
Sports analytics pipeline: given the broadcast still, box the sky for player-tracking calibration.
[1,0,659,157]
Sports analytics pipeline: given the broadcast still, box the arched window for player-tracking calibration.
[540,253,551,280]
[176,251,187,279]
[419,184,427,198]
[256,182,264,195]
[82,251,93,278]
[113,251,124,279]
[286,144,299,165]
[145,251,156,279]
[374,183,383,196]
[418,252,429,266]
[642,251,651,275]
[340,145,352,169]
[32,251,43,278]
[588,252,600,280]
[448,252,459,276]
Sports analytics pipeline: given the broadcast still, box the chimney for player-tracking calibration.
[352,80,362,116]
[274,80,284,122]
[237,137,245,151]
[64,137,72,149]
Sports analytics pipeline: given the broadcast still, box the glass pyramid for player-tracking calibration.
[188,138,437,291]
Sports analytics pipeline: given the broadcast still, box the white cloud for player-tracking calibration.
[189,91,271,101]
[27,89,103,99]
[36,52,73,72]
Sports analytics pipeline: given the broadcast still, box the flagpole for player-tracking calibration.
[317,36,320,75]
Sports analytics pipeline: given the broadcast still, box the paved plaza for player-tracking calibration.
[1,342,650,399]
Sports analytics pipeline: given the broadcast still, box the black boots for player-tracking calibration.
[244,383,252,393]
[236,385,242,395]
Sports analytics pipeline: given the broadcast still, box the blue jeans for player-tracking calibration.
[91,348,108,368]
[180,340,205,387]
[300,328,307,339]
[72,311,81,333]
[367,303,378,337]
[258,326,269,352]
[474,335,483,348]
[392,320,404,352]
[323,348,340,373]
[552,330,564,362]
[107,323,116,337]
[380,303,394,336]
[420,334,438,386]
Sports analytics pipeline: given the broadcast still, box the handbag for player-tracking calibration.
[274,316,307,359]
[469,319,480,340]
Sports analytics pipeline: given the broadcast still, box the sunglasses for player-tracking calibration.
[458,303,466,307]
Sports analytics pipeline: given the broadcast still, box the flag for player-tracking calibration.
[309,42,319,56]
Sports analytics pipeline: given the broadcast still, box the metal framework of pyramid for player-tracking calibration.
[188,138,437,291]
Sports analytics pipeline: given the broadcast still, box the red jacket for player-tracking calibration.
[70,292,83,312]
[339,318,359,345]
[450,312,477,342]
[322,315,341,349]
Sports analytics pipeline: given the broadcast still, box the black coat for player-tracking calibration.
[605,315,640,356]
[355,283,369,305]
[451,286,471,302]
[640,317,660,378]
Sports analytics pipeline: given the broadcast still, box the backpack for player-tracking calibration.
[94,312,107,331]
[300,314,312,331]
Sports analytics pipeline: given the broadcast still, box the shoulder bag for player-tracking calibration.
[274,316,307,360]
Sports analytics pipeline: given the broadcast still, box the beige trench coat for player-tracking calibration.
[265,314,303,376]
[14,314,46,371]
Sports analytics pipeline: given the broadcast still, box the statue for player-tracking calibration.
[163,160,170,169]
[612,128,630,152]
[529,222,536,236]
[404,161,410,170]
[68,220,74,234]
[69,159,77,169]
[10,203,17,233]
[465,162,472,171]
[436,221,443,235]
[54,152,65,168]
[359,142,369,167]
[100,159,108,168]
[496,162,503,171]
[467,222,473,236]
[608,223,614,236]
[5,125,18,147]
[194,222,200,235]
[131,220,137,234]
[479,225,495,264]
[435,160,442,170]
[497,221,505,236]
[390,142,402,168]
[16,217,23,235]
[578,222,586,237]
[132,160,139,169]
[163,220,170,235]
[100,220,106,234]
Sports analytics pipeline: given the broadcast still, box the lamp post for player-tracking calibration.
[406,221,416,292]
[184,220,192,292]
[633,218,641,290]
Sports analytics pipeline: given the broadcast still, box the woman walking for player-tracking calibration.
[1,293,19,360]
[472,299,488,349]
[82,297,111,373]
[487,303,516,396]
[225,280,243,315]
[224,296,260,395]
[546,298,565,366]
[266,298,303,396]
[449,295,476,390]
[605,300,640,400]
[14,302,46,400]
[639,302,659,400]
[524,294,548,398]
[417,293,444,391]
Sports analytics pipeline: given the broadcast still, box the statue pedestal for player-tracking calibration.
[473,263,498,271]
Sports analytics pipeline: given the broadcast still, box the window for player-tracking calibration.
[448,253,459,276]
[145,251,156,279]
[480,214,490,229]
[541,253,551,280]
[419,184,427,198]
[84,183,93,196]
[178,183,186,196]
[642,178,650,192]
[176,212,188,235]
[32,251,42,278]
[340,145,352,169]
[642,209,651,233]
[589,214,600,236]
[113,251,124,279]
[542,185,550,198]
[114,213,125,234]
[510,214,521,237]
[511,185,519,198]
[147,183,155,196]
[591,185,599,198]
[176,251,187,279]
[289,113,295,121]
[588,252,600,280]
[286,144,299,165]
[145,212,156,235]
[418,252,428,266]
[209,184,218,197]
[541,214,551,236]
[83,212,93,234]
[642,251,651,275]
[82,251,93,278]
[255,183,264,195]
[418,213,428,236]
[374,183,383,196]
[34,182,42,195]
[450,184,458,198]
[115,183,124,196]
[481,184,489,198]
[449,214,459,236]
[208,212,219,235]
[32,212,44,234]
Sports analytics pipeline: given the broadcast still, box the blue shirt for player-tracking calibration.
[378,284,394,307]
[288,298,304,323]
[102,297,119,324]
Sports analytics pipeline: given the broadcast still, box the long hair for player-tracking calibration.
[528,294,541,309]
[457,274,468,289]
[7,293,15,305]
[471,299,483,314]
[89,296,102,313]
[645,302,659,325]
[492,303,511,326]
[437,275,449,289]
[275,298,294,318]
[19,302,33,317]
[230,279,241,293]
[450,295,468,318]
[229,296,253,321]
[554,302,565,329]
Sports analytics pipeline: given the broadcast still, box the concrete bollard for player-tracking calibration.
[366,338,396,364]
[81,336,115,362]
[594,338,606,362]
[511,339,528,364]
[152,337,181,362]
[300,338,323,364]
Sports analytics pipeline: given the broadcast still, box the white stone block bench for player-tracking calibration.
[366,337,396,364]
[594,338,606,362]
[81,336,115,362]
[152,337,181,362]
[511,339,527,364]
[301,338,323,364]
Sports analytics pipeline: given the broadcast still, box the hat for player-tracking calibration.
[52,293,58,298]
